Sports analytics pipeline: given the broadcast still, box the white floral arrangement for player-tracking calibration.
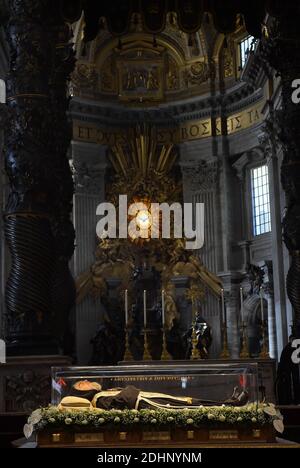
[23,403,284,439]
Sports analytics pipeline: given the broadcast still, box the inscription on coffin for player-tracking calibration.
[75,433,104,443]
[209,430,238,440]
[143,431,171,441]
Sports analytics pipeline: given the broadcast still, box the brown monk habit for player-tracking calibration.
[92,385,248,410]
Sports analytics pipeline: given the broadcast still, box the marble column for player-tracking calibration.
[224,282,241,359]
[181,158,221,357]
[266,289,276,359]
[263,261,277,359]
[181,159,219,271]
[72,141,107,364]
[267,150,287,354]
[259,126,288,355]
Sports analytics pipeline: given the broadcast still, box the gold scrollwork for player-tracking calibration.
[52,433,61,443]
[143,431,171,441]
[75,433,104,443]
[209,430,239,440]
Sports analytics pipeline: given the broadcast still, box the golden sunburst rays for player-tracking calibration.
[109,124,177,178]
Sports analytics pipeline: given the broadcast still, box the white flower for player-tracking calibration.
[207,413,214,420]
[49,418,56,423]
[98,418,105,424]
[251,417,257,423]
[219,415,226,422]
[167,417,174,423]
[64,418,72,425]
[273,419,284,434]
[133,417,140,423]
[237,417,242,422]
[186,418,194,424]
[151,418,157,424]
[263,405,277,416]
[28,409,42,425]
[114,417,121,423]
[81,419,88,425]
[23,423,33,439]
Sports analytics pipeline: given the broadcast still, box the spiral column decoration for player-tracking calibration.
[3,1,75,354]
[263,3,300,338]
[5,216,56,351]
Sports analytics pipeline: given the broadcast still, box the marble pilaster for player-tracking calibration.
[72,140,107,364]
[181,156,222,357]
[262,261,277,359]
[221,275,242,359]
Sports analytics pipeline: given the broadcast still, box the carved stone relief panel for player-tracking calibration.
[182,60,210,88]
[71,63,99,93]
[182,160,219,192]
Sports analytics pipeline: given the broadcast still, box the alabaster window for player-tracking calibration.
[250,165,271,236]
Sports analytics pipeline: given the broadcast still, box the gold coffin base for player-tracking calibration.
[37,425,276,447]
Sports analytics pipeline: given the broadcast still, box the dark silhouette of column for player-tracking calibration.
[3,1,75,354]
[263,3,300,338]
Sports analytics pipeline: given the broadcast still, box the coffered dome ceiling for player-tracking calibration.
[71,13,244,107]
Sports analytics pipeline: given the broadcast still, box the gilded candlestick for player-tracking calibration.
[240,322,250,358]
[259,320,269,358]
[219,322,230,359]
[143,329,152,361]
[221,288,226,324]
[123,327,133,361]
[124,289,128,326]
[161,327,171,360]
[240,287,244,323]
[161,289,165,327]
[143,290,147,328]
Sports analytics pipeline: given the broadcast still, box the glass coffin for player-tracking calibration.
[51,363,259,410]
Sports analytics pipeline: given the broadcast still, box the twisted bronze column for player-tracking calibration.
[4,1,75,354]
[263,4,300,338]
